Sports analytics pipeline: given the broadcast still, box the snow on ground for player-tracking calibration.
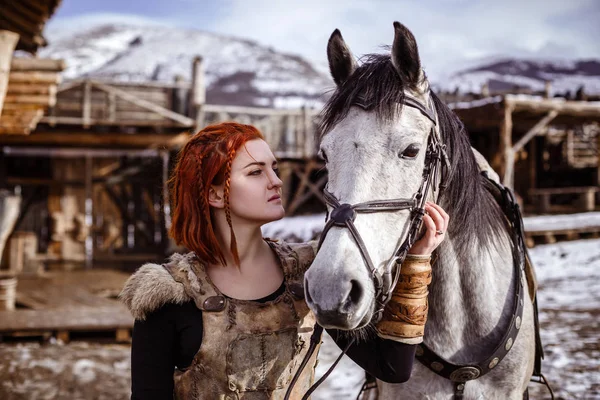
[1,214,598,399]
[522,211,600,232]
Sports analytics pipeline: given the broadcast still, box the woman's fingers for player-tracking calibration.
[425,203,444,233]
[409,214,436,255]
[428,202,449,232]
[408,202,450,256]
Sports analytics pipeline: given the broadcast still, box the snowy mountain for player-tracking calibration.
[38,17,334,108]
[435,58,600,96]
[37,16,600,108]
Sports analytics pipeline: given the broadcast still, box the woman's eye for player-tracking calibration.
[273,168,280,177]
[399,144,420,159]
[249,169,262,175]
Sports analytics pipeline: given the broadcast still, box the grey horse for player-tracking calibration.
[304,22,535,399]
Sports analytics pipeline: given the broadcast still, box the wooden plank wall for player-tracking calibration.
[1,57,63,135]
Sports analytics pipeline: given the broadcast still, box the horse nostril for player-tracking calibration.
[343,279,363,311]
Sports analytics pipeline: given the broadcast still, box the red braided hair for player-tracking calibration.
[168,122,264,266]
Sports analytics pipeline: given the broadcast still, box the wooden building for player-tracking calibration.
[1,54,324,272]
[451,94,600,213]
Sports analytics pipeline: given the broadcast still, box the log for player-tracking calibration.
[115,111,168,121]
[10,58,66,72]
[6,83,55,95]
[512,110,558,153]
[498,101,514,189]
[0,31,20,116]
[0,125,32,135]
[0,110,43,125]
[82,81,91,127]
[8,71,61,84]
[4,94,55,106]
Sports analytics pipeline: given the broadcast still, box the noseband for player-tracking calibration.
[317,92,451,323]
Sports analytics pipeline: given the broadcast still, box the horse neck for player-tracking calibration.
[425,216,515,361]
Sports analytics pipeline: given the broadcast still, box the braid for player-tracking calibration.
[223,146,240,265]
[193,149,212,233]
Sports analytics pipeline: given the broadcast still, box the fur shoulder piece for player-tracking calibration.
[119,258,192,321]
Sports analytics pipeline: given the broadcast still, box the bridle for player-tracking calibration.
[285,90,450,400]
[317,91,450,324]
[286,90,542,400]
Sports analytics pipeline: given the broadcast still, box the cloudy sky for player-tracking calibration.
[49,0,599,77]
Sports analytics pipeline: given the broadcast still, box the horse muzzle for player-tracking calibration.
[304,272,372,330]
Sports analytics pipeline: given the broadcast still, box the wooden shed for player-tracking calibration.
[452,95,600,213]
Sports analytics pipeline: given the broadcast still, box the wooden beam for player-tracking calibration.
[0,132,190,149]
[0,30,20,116]
[204,103,311,117]
[499,100,514,189]
[161,150,172,231]
[92,81,195,126]
[191,56,206,131]
[6,83,55,95]
[11,58,66,72]
[82,80,92,128]
[505,95,600,118]
[8,71,61,84]
[40,116,187,127]
[512,110,558,153]
[4,93,55,106]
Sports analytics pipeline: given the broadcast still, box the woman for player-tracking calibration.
[120,122,448,399]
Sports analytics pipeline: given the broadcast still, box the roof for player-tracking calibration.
[0,0,62,54]
[449,94,600,131]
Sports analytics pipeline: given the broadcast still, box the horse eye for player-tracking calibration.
[319,149,329,163]
[399,144,420,159]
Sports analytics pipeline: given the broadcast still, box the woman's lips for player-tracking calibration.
[268,194,281,202]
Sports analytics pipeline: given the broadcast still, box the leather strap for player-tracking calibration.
[415,173,528,397]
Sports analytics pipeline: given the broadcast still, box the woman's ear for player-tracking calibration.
[208,185,225,209]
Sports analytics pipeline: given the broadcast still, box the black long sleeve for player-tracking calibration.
[131,302,204,400]
[327,329,416,383]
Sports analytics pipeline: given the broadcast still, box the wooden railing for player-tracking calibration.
[41,79,321,159]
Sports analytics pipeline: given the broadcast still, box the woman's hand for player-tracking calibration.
[408,202,449,256]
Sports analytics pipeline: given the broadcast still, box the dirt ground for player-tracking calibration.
[1,239,599,399]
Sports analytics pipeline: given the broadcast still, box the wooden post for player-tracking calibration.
[191,56,206,132]
[161,150,171,231]
[528,136,537,201]
[107,91,116,122]
[0,31,20,117]
[84,155,93,268]
[82,80,92,128]
[597,131,600,189]
[481,82,490,97]
[499,100,514,189]
[544,81,551,99]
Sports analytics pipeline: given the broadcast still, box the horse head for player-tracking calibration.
[305,22,444,331]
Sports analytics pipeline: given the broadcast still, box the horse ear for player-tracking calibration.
[391,22,423,87]
[327,29,357,86]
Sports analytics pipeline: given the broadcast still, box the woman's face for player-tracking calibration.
[224,139,284,224]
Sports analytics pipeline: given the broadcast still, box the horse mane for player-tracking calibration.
[320,53,508,253]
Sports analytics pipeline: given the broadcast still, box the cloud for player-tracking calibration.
[48,0,599,79]
[205,0,600,78]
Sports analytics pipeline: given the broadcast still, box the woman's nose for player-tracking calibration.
[268,170,283,188]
